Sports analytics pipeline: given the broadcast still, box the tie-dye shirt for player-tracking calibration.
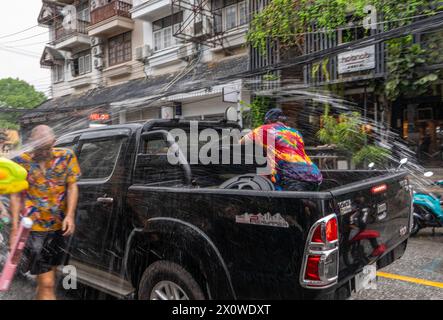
[13,148,81,232]
[244,122,322,184]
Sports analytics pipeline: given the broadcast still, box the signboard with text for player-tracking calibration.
[338,45,375,74]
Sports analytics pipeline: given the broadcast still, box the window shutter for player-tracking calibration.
[79,56,85,75]
[85,54,91,73]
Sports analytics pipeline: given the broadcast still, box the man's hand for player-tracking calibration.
[62,215,75,236]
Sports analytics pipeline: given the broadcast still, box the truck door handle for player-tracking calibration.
[97,197,114,204]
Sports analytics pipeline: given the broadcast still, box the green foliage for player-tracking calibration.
[316,107,390,166]
[385,36,440,101]
[247,0,300,55]
[247,0,442,99]
[0,78,46,129]
[353,145,391,166]
[0,120,19,130]
[241,96,274,128]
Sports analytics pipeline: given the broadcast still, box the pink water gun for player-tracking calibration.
[0,217,33,291]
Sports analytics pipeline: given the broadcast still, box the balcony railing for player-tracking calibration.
[53,20,90,44]
[90,1,132,25]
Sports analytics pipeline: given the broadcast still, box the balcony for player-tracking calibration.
[211,25,248,52]
[69,75,93,89]
[52,20,91,51]
[131,0,172,21]
[88,1,134,37]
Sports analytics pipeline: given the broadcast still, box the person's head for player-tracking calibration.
[29,125,55,161]
[264,108,287,124]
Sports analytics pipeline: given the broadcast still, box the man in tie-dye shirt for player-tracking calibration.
[241,108,322,191]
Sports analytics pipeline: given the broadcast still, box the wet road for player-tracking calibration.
[1,229,442,300]
[353,228,443,300]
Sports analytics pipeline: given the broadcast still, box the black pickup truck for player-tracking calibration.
[53,119,413,300]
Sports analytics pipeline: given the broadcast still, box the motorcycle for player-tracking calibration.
[411,174,443,236]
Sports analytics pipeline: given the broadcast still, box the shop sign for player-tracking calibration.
[89,113,110,121]
[338,45,375,74]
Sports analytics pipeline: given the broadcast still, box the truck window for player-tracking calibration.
[134,134,186,185]
[77,137,123,180]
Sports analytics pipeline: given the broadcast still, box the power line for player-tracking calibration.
[0,30,49,45]
[0,46,41,59]
[0,10,63,42]
[0,25,42,40]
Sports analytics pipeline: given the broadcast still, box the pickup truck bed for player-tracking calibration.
[126,170,411,299]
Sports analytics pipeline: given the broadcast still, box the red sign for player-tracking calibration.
[89,113,110,121]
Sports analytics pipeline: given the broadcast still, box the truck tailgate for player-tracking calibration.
[329,172,412,280]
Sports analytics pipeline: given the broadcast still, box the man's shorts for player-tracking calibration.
[21,230,67,275]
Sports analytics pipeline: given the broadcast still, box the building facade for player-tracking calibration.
[24,0,252,137]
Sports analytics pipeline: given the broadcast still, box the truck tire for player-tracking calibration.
[219,174,275,191]
[138,261,205,300]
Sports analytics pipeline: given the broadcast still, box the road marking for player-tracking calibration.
[377,271,443,289]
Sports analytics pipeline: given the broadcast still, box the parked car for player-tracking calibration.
[53,119,413,300]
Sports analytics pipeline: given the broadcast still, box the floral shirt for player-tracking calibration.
[244,122,323,184]
[13,148,81,232]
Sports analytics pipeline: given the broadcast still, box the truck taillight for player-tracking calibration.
[305,255,321,281]
[300,214,339,289]
[326,218,338,242]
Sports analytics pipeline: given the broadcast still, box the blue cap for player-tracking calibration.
[264,108,286,123]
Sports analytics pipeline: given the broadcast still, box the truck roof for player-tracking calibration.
[59,119,241,138]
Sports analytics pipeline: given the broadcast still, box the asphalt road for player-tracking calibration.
[353,228,443,300]
[1,229,442,300]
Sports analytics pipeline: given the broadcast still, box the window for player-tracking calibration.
[153,12,183,51]
[213,0,247,32]
[53,64,64,83]
[108,31,132,66]
[72,50,92,77]
[77,138,124,180]
[134,133,186,185]
[224,5,237,30]
[77,1,90,22]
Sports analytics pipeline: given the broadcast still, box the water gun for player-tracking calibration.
[0,157,30,291]
[0,157,28,195]
[0,217,33,291]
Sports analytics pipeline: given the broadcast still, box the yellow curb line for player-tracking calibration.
[377,271,443,289]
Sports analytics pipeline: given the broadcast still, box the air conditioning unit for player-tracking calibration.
[91,0,105,10]
[90,37,104,47]
[94,57,104,70]
[92,45,104,57]
[135,45,153,61]
[193,17,213,38]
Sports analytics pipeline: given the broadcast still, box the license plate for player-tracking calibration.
[355,264,377,292]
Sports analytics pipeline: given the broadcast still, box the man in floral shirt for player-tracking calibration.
[10,125,80,300]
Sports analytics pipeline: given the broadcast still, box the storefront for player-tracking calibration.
[391,92,443,162]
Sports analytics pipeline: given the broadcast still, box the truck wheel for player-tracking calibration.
[138,261,205,300]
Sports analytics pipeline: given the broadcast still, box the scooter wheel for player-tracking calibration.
[410,215,421,236]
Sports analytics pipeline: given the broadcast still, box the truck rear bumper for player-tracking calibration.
[311,239,408,300]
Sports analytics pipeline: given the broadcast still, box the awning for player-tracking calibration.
[40,46,65,68]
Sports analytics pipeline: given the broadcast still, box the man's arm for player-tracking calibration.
[62,182,78,236]
[9,193,22,250]
[239,129,254,145]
